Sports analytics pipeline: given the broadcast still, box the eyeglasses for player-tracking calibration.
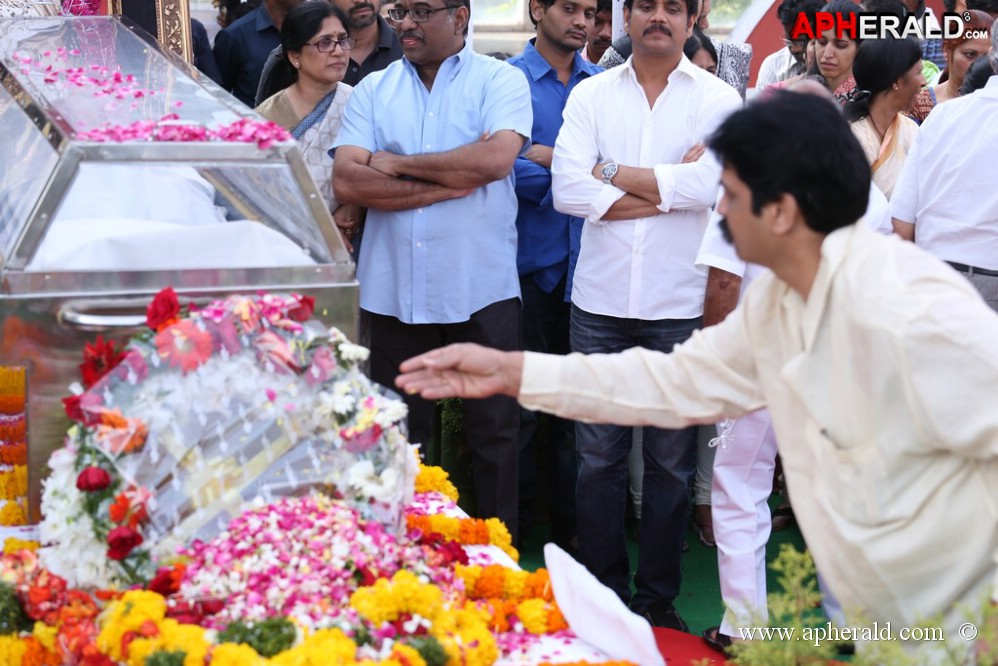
[304,36,357,52]
[387,6,451,22]
[782,38,810,50]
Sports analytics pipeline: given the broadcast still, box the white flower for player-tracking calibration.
[338,342,370,363]
[345,461,400,503]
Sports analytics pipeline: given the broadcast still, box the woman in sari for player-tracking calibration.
[256,1,360,247]
[845,37,924,200]
[814,0,861,104]
[908,10,993,123]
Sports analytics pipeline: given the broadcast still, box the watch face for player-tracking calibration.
[602,163,616,182]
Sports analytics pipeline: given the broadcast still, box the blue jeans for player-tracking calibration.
[570,304,701,612]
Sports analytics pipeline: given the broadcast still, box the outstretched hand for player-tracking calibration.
[395,343,524,401]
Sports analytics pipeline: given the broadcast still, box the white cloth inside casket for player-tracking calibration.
[27,164,316,270]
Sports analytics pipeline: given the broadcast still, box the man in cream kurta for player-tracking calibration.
[396,92,998,660]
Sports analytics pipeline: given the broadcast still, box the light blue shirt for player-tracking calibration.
[333,42,532,324]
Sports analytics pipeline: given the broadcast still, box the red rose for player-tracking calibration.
[287,294,315,322]
[76,466,111,492]
[106,525,143,561]
[63,394,84,422]
[146,287,181,331]
[79,335,126,388]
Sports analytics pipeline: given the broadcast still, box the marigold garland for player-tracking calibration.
[3,538,39,555]
[406,515,519,562]
[0,420,26,443]
[0,500,27,526]
[414,464,459,502]
[0,442,27,466]
[454,565,553,602]
[0,466,27,501]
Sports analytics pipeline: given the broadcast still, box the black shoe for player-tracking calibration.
[702,625,734,654]
[638,601,689,632]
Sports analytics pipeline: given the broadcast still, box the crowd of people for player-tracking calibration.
[198,0,998,658]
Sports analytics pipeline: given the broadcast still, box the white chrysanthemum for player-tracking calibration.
[338,342,370,363]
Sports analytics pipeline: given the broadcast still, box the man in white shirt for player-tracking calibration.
[755,0,822,88]
[397,91,998,662]
[891,32,998,312]
[549,0,741,629]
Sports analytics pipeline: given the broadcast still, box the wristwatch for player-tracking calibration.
[601,161,618,185]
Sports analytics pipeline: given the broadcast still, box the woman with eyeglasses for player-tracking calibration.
[256,1,360,246]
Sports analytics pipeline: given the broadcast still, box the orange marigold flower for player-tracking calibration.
[0,442,27,465]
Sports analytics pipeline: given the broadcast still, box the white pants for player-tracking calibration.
[713,408,779,636]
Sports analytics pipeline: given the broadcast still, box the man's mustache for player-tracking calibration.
[719,218,733,244]
[350,2,375,12]
[400,29,424,42]
[643,24,672,36]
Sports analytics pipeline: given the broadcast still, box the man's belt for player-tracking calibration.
[946,261,998,277]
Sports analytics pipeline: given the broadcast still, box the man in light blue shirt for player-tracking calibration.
[333,0,532,537]
[507,0,601,552]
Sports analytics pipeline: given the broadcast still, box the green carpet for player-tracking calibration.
[518,496,806,637]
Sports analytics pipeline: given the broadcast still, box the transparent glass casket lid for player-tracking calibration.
[0,17,350,271]
[0,17,241,134]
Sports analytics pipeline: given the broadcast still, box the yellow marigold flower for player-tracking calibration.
[415,465,459,501]
[453,564,481,595]
[391,642,428,666]
[271,628,357,666]
[97,590,168,661]
[159,619,211,666]
[3,536,38,554]
[502,569,528,600]
[0,635,28,665]
[126,637,163,666]
[350,570,444,626]
[210,642,269,666]
[32,622,58,651]
[484,518,518,562]
[432,607,498,666]
[0,500,26,526]
[517,599,551,634]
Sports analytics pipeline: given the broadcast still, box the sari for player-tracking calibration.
[850,112,919,200]
[831,74,857,106]
[256,84,353,212]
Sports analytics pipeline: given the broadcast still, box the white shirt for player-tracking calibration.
[521,223,998,660]
[551,56,742,320]
[755,48,803,90]
[890,77,998,269]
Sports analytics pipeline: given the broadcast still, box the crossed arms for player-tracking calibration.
[333,131,526,211]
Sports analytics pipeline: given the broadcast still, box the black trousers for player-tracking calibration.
[366,298,521,538]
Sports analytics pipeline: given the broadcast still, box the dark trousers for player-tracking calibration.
[518,274,577,546]
[367,298,521,538]
[569,304,701,612]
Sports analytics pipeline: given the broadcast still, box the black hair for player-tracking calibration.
[528,0,555,27]
[960,53,996,94]
[844,36,922,120]
[860,0,907,15]
[968,0,998,13]
[260,1,350,101]
[943,0,956,11]
[708,91,870,234]
[446,0,471,35]
[819,0,864,44]
[684,27,718,64]
[778,0,824,34]
[597,0,612,12]
[624,0,700,20]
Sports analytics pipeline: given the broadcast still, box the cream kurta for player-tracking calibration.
[520,223,998,658]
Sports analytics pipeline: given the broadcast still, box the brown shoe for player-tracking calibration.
[692,504,716,548]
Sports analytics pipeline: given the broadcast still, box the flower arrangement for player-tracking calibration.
[39,288,415,589]
[8,48,292,149]
[175,495,453,629]
[406,514,518,563]
[0,367,33,555]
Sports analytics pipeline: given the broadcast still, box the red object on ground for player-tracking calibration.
[653,627,732,664]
